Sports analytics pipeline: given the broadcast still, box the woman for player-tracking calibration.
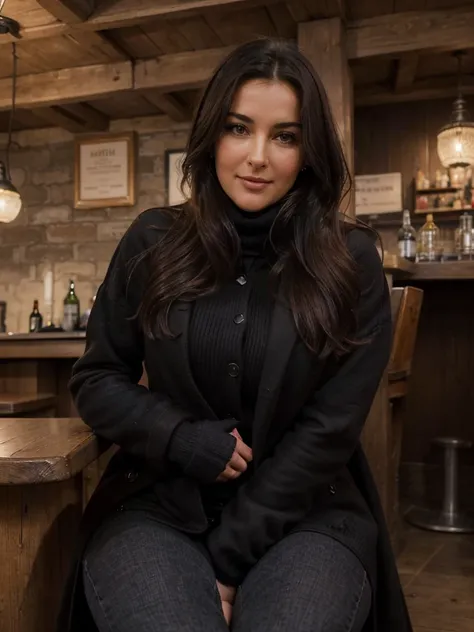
[59,38,412,632]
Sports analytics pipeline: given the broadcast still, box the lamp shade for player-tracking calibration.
[0,160,22,223]
[437,122,474,168]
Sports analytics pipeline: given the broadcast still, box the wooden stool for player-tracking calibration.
[0,417,103,632]
[387,286,424,546]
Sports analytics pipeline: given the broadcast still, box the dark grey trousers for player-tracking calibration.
[83,509,371,632]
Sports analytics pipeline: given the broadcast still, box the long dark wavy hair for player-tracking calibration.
[136,37,370,357]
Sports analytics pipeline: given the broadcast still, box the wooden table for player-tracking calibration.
[0,418,101,632]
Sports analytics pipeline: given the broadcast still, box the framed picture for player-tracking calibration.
[74,132,136,209]
[165,149,190,205]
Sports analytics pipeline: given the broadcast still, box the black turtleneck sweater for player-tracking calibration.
[188,203,278,445]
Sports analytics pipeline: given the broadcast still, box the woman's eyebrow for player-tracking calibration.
[228,112,302,129]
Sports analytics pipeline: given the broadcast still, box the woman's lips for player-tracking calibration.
[238,176,272,191]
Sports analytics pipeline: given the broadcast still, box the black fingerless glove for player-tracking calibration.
[167,418,238,483]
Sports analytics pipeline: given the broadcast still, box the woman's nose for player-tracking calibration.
[247,138,268,168]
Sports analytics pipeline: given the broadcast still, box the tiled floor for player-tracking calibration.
[397,516,474,632]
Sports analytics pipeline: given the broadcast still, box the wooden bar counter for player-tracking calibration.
[0,417,102,632]
[0,332,86,417]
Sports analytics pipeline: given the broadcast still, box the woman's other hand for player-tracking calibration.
[216,581,236,625]
[216,429,253,482]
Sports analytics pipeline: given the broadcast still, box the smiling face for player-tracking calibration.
[214,79,304,212]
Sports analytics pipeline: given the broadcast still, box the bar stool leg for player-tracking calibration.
[405,437,474,533]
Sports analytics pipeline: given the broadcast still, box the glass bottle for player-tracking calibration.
[63,279,80,332]
[397,210,417,262]
[29,299,43,333]
[457,212,473,260]
[417,213,440,262]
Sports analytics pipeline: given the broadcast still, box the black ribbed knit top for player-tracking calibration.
[188,201,279,445]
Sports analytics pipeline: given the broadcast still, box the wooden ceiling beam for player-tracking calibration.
[60,102,109,129]
[356,75,474,107]
[0,47,227,111]
[393,54,419,93]
[143,91,192,122]
[32,105,101,133]
[36,0,95,24]
[0,61,133,111]
[2,45,471,114]
[347,7,474,60]
[135,46,235,92]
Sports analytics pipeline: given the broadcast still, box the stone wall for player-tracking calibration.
[0,121,189,333]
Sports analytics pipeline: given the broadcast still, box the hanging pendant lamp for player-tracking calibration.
[0,2,22,223]
[437,51,474,169]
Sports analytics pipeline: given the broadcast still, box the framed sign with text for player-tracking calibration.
[74,132,136,209]
[355,172,403,216]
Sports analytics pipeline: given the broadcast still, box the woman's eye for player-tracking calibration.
[277,132,297,144]
[226,123,247,135]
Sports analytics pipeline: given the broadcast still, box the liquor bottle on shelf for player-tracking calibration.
[417,213,440,262]
[62,279,80,332]
[29,300,43,333]
[457,212,473,260]
[397,210,417,262]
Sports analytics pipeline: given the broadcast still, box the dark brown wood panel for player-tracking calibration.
[354,97,474,210]
[203,6,277,46]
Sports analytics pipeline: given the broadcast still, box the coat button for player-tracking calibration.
[228,362,240,378]
[126,470,138,482]
[329,484,336,495]
[236,275,247,285]
[233,313,245,325]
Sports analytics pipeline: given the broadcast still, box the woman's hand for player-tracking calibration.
[216,581,236,625]
[216,429,252,482]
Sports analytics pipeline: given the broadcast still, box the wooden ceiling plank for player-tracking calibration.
[173,16,224,50]
[265,4,297,39]
[356,75,474,106]
[393,54,419,92]
[143,90,192,121]
[301,0,347,20]
[111,27,165,57]
[64,31,130,60]
[0,61,133,111]
[347,7,474,59]
[143,20,194,54]
[37,0,95,24]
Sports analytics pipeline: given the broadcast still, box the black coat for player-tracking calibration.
[58,208,413,632]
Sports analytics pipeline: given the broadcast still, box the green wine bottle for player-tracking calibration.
[63,279,80,332]
[29,299,43,333]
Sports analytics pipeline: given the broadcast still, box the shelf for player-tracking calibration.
[414,206,473,214]
[415,187,462,195]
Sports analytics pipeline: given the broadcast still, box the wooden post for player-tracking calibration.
[298,18,354,216]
